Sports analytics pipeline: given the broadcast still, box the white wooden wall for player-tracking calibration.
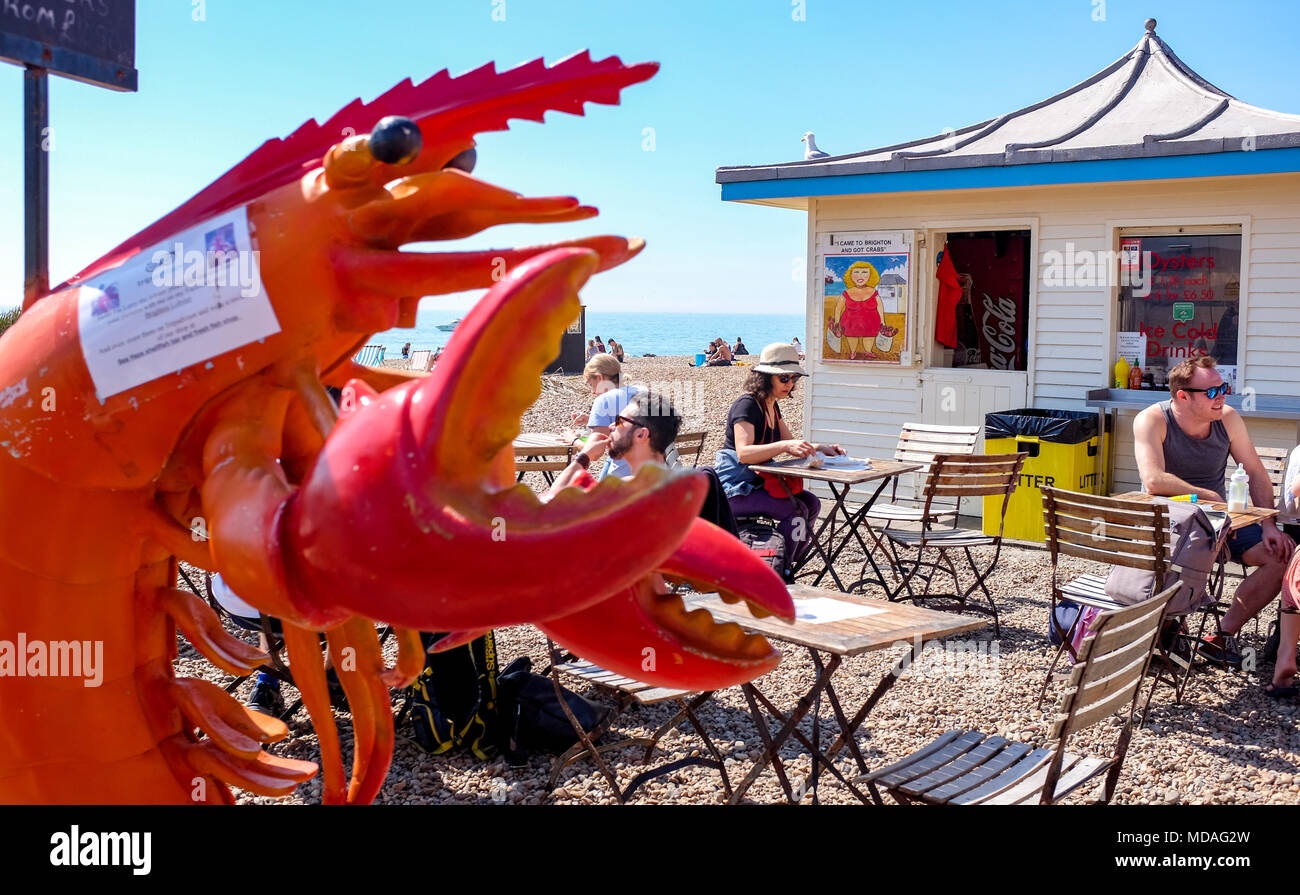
[800,173,1300,499]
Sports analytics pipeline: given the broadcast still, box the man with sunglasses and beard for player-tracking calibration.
[544,389,738,534]
[1134,355,1295,669]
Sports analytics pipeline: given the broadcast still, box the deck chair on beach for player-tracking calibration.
[409,349,433,372]
[860,582,1177,805]
[544,640,732,803]
[353,344,385,366]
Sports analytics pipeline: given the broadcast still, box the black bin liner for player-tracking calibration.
[985,408,1098,444]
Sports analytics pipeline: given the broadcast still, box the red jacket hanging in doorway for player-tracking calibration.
[935,243,961,348]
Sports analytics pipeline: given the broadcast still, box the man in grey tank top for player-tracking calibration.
[1134,356,1295,670]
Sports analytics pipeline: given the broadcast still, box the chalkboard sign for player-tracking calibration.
[0,0,136,91]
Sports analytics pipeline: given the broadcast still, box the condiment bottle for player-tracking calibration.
[1114,356,1130,389]
[1128,357,1143,390]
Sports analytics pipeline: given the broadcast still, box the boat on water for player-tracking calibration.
[436,319,460,332]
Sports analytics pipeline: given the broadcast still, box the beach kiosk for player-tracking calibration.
[716,20,1300,504]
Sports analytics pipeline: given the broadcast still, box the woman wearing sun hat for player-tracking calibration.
[716,343,844,573]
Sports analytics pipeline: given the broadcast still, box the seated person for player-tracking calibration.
[733,337,749,356]
[546,388,737,536]
[706,338,733,367]
[719,343,843,570]
[570,353,639,480]
[1133,355,1296,667]
[211,573,346,716]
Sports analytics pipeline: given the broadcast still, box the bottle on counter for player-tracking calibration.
[1114,356,1130,389]
[1128,357,1143,390]
[1227,463,1249,512]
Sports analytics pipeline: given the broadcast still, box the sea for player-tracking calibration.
[377,308,806,358]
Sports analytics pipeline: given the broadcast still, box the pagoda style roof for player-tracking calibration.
[717,20,1300,195]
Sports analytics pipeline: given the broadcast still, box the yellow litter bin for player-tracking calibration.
[983,408,1102,542]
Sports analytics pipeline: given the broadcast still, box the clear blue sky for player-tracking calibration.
[1,0,1296,314]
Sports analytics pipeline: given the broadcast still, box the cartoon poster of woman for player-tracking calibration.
[819,231,910,364]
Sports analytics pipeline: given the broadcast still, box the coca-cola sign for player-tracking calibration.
[980,294,1018,370]
[947,232,1028,371]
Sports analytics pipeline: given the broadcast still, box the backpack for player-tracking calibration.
[737,516,790,583]
[496,657,610,765]
[1104,498,1220,616]
[400,631,501,759]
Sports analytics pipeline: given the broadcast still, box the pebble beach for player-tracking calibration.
[177,356,1299,805]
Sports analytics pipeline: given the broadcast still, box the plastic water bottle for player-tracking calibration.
[1227,463,1249,512]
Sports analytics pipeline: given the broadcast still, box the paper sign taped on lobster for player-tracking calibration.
[76,207,280,402]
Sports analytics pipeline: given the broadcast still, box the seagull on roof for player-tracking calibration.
[801,131,830,160]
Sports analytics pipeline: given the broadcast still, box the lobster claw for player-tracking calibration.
[283,248,707,631]
[539,517,796,691]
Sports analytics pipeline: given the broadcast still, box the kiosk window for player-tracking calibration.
[1116,233,1241,386]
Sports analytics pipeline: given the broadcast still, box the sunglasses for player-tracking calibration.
[776,374,801,384]
[614,414,647,429]
[1181,384,1231,399]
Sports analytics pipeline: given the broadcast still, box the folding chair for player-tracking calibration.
[861,582,1177,805]
[884,452,1028,635]
[178,566,299,719]
[864,422,981,584]
[1213,447,1290,643]
[352,344,386,366]
[1037,487,1225,713]
[866,422,981,527]
[544,640,731,803]
[408,349,433,372]
[671,431,707,468]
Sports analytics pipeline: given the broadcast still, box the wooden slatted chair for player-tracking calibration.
[1201,445,1293,653]
[884,452,1028,634]
[860,582,1178,805]
[545,643,731,803]
[867,422,982,526]
[672,431,707,468]
[1037,488,1179,710]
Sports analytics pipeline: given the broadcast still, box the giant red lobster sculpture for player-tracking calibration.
[0,53,792,804]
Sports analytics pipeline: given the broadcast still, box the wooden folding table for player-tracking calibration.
[685,584,988,804]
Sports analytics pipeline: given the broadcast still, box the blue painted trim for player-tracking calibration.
[720,148,1300,201]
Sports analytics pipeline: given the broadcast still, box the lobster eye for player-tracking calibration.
[368,116,422,165]
[444,147,477,174]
